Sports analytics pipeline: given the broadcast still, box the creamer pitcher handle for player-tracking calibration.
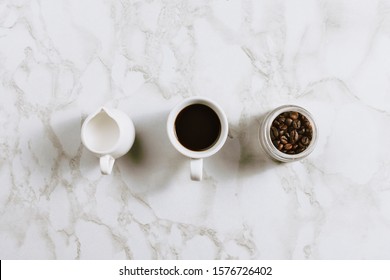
[100,155,115,175]
[190,158,203,181]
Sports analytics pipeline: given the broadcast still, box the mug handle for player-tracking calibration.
[190,158,203,181]
[100,155,115,175]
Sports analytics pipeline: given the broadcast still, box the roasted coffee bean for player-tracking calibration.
[284,143,293,150]
[290,112,299,120]
[280,136,288,144]
[271,126,279,138]
[292,120,301,129]
[301,136,310,146]
[290,130,299,143]
[270,110,313,155]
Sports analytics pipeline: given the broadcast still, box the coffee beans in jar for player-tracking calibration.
[259,105,318,162]
[270,111,313,155]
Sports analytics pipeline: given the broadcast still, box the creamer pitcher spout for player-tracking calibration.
[99,107,110,116]
[98,107,116,121]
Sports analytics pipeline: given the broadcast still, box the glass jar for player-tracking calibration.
[259,105,318,162]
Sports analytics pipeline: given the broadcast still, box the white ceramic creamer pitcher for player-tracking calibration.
[81,107,135,175]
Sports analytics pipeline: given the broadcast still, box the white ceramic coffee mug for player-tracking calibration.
[167,97,228,181]
[81,107,135,175]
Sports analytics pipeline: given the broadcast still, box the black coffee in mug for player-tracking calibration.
[175,104,221,151]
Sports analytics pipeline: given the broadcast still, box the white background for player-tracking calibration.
[2,260,390,280]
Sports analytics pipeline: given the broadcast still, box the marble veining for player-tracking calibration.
[1,0,390,259]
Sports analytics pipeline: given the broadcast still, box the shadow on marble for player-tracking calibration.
[51,115,84,167]
[200,113,276,183]
[235,113,275,178]
[118,110,185,191]
[127,135,142,164]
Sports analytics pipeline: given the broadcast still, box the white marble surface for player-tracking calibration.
[1,0,390,260]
